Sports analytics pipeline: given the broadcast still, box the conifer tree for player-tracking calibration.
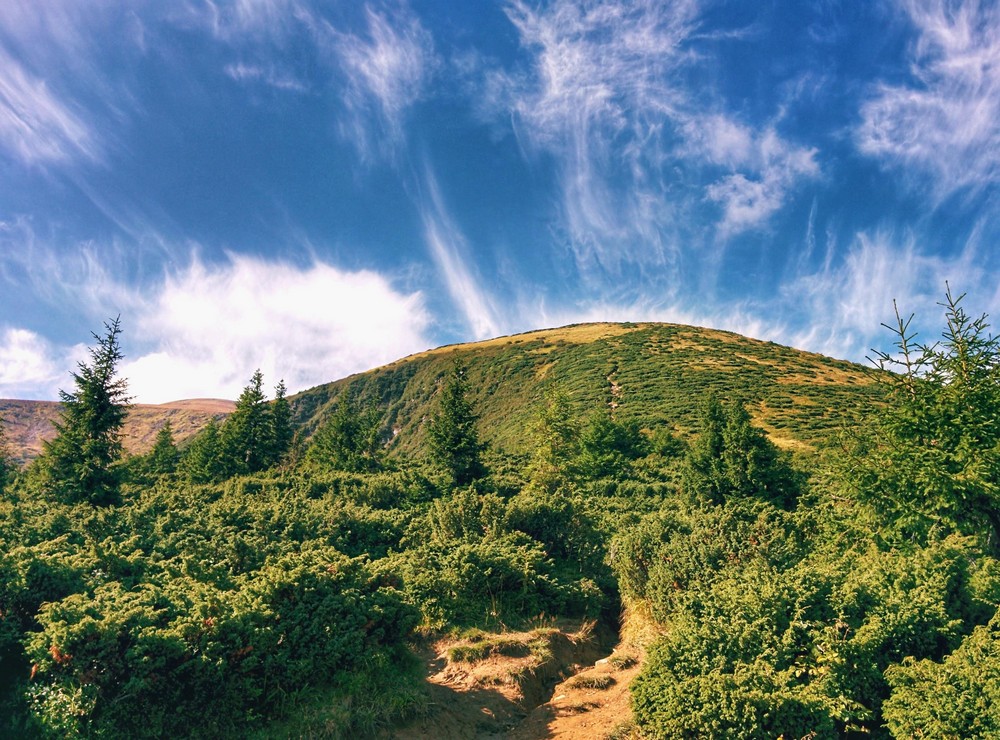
[269,380,293,465]
[145,421,179,477]
[308,391,383,472]
[182,417,224,484]
[683,394,798,507]
[40,317,131,506]
[0,413,12,492]
[427,364,485,486]
[221,369,272,476]
[848,287,1000,546]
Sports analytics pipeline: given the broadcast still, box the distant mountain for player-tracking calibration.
[0,398,235,465]
[289,322,883,459]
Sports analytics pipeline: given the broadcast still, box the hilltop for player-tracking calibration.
[289,321,881,458]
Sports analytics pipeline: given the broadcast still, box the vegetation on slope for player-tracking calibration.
[0,291,997,738]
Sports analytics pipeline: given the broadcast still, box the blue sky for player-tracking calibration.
[1,0,999,402]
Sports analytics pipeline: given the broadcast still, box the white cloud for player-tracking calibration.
[0,327,63,398]
[692,120,819,236]
[856,0,1000,196]
[223,62,308,92]
[419,168,501,340]
[331,5,435,160]
[122,255,432,402]
[0,48,98,165]
[488,0,819,273]
[781,228,993,361]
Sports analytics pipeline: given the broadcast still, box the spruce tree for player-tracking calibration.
[308,391,383,472]
[0,413,12,492]
[427,364,485,486]
[41,316,131,506]
[182,417,224,484]
[145,421,179,477]
[683,394,798,507]
[220,370,272,476]
[269,380,293,466]
[848,288,1000,546]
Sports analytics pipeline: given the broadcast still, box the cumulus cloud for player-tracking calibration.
[122,255,432,403]
[692,119,819,236]
[0,327,63,398]
[856,0,1000,196]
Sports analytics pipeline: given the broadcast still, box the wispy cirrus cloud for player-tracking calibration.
[782,227,994,361]
[495,0,697,272]
[856,0,1000,197]
[0,48,98,166]
[331,5,435,160]
[419,168,501,340]
[485,0,819,279]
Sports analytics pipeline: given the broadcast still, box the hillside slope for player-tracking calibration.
[290,322,882,458]
[0,398,235,464]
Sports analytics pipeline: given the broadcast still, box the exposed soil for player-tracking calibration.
[390,621,641,739]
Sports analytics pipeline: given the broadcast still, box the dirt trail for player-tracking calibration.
[390,622,641,739]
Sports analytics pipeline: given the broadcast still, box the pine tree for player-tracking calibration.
[41,317,131,506]
[220,369,272,476]
[181,417,224,484]
[145,421,179,477]
[683,394,798,507]
[269,380,293,466]
[427,364,485,486]
[308,391,383,472]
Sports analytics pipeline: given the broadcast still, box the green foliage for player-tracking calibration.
[843,288,1000,547]
[179,417,225,484]
[427,365,486,486]
[525,389,579,492]
[145,421,179,478]
[22,545,418,738]
[0,414,12,492]
[307,391,384,472]
[682,395,800,507]
[38,317,131,506]
[575,412,649,480]
[220,369,273,477]
[884,613,1000,738]
[269,379,293,465]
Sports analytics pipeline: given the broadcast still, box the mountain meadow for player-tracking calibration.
[2,292,1000,738]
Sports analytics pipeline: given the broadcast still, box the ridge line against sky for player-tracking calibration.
[1,0,999,402]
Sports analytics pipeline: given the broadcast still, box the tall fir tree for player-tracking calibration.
[145,421,179,477]
[427,364,485,486]
[220,370,272,476]
[41,317,131,506]
[307,391,383,472]
[269,379,293,466]
[181,417,224,484]
[0,412,12,492]
[846,288,1000,547]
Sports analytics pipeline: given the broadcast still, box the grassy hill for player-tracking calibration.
[0,398,234,465]
[290,322,882,458]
